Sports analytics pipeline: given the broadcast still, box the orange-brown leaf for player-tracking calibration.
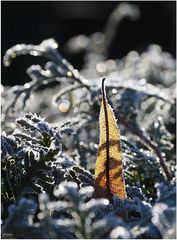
[94,78,126,202]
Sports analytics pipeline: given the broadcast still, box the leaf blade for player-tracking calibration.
[94,78,126,201]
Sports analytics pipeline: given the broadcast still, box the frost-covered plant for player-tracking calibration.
[1,2,176,239]
[1,113,76,211]
[2,181,175,239]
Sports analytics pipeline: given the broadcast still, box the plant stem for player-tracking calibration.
[119,117,173,181]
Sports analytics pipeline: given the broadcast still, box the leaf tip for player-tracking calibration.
[101,77,107,98]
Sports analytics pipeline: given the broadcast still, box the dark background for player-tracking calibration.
[2,1,176,86]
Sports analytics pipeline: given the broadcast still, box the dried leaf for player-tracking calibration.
[94,78,126,201]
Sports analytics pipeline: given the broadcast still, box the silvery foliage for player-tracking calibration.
[1,2,176,239]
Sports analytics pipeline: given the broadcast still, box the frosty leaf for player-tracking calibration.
[95,78,126,201]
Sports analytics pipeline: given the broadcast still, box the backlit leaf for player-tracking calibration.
[94,78,126,201]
